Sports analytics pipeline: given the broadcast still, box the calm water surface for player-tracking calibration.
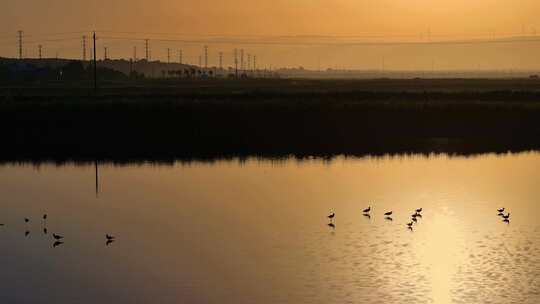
[1,153,540,303]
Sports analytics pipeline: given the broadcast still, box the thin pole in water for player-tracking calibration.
[95,160,99,197]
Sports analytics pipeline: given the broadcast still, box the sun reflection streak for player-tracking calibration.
[415,206,465,304]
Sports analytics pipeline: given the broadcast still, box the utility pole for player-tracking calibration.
[247,54,251,72]
[104,47,108,60]
[93,32,97,95]
[38,45,42,60]
[198,55,202,68]
[234,49,238,78]
[145,39,149,61]
[240,49,244,72]
[254,55,257,71]
[82,35,87,61]
[18,30,23,59]
[167,48,170,64]
[133,46,137,61]
[219,52,223,70]
[204,45,208,68]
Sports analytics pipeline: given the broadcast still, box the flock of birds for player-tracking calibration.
[328,207,423,231]
[327,206,511,230]
[498,207,511,223]
[0,214,116,247]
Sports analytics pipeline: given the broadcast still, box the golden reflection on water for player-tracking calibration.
[0,152,540,303]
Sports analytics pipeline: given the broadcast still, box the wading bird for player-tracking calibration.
[363,207,371,213]
[497,208,505,213]
[53,233,63,240]
[384,211,393,216]
[106,234,115,240]
[328,213,335,221]
[502,213,511,220]
[416,208,422,213]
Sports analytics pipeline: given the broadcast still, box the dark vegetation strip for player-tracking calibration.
[1,91,539,163]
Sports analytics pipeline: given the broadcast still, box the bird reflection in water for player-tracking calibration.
[53,241,64,248]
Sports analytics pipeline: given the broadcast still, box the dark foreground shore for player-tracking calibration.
[2,79,540,163]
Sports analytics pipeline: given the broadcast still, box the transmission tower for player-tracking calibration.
[145,39,149,61]
[234,49,238,77]
[17,30,23,59]
[247,54,251,71]
[204,45,208,68]
[82,36,87,61]
[219,52,223,69]
[240,49,244,71]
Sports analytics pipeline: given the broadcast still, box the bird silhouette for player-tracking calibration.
[53,233,63,240]
[416,208,423,213]
[43,214,47,220]
[25,231,30,237]
[24,218,29,223]
[363,213,371,219]
[106,239,115,246]
[502,213,510,219]
[106,234,115,240]
[415,213,423,218]
[384,211,393,216]
[53,241,64,248]
[412,213,418,218]
[328,213,335,221]
[43,228,48,235]
[412,217,418,223]
[363,206,371,213]
[497,208,505,213]
[327,223,335,229]
[503,218,510,224]
[385,216,393,221]
[407,222,414,227]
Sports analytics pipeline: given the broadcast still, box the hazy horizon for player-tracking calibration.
[2,0,540,70]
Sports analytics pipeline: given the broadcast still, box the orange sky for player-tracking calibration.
[2,0,540,69]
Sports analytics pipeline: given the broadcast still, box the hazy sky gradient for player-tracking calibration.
[2,0,540,69]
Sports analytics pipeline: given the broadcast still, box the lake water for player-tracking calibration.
[1,153,540,304]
